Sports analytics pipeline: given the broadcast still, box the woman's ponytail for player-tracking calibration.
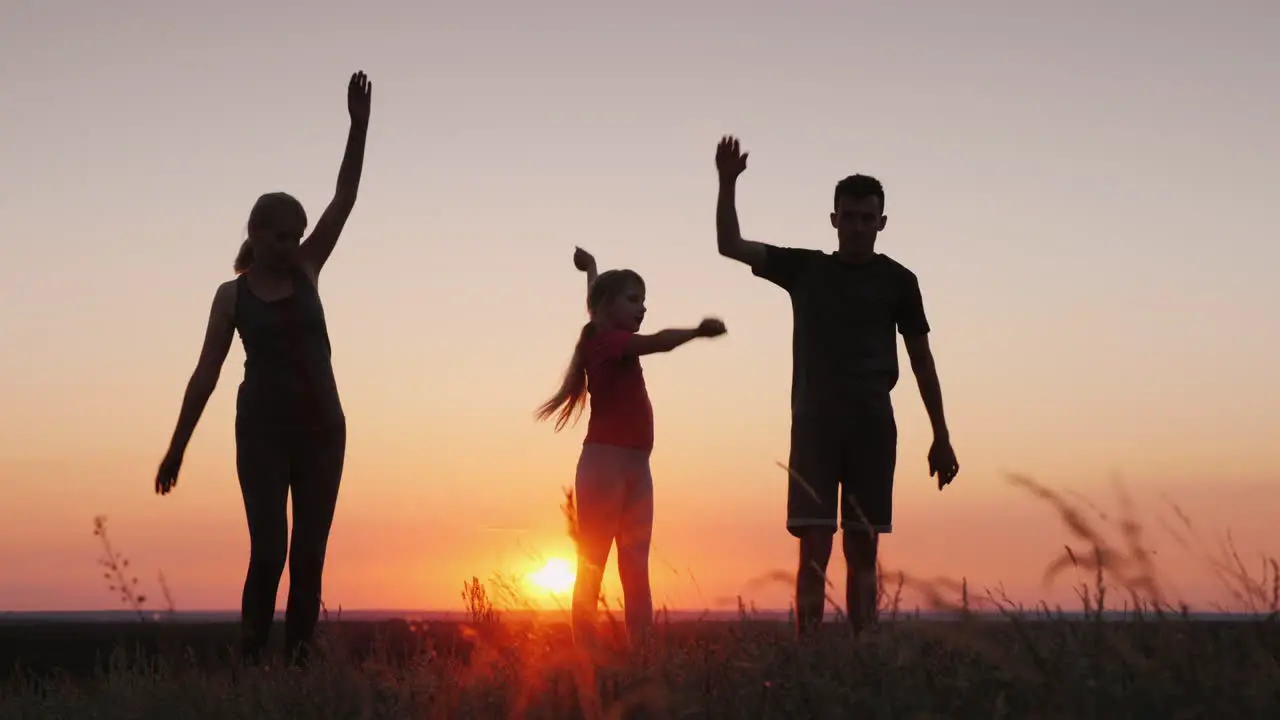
[233,239,255,275]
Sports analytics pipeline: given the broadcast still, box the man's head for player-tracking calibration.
[829,174,886,259]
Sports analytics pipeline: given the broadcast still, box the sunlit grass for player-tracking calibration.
[1,474,1277,718]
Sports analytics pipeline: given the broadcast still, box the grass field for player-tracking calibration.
[3,612,1279,718]
[3,476,1278,718]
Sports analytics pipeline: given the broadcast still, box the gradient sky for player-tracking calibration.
[1,0,1277,614]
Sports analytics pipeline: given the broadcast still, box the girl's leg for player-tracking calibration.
[283,423,347,665]
[616,449,654,646]
[571,444,626,649]
[235,422,291,663]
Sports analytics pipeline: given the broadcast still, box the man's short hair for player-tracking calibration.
[834,174,885,213]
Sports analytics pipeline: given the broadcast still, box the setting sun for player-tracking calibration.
[527,558,576,595]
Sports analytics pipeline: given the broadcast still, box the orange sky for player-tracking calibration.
[1,1,1278,613]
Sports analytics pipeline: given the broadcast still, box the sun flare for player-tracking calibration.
[528,558,576,594]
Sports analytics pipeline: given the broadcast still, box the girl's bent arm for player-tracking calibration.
[165,283,236,456]
[573,247,598,298]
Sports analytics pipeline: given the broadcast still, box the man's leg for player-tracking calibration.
[786,418,840,637]
[796,529,834,635]
[841,529,879,634]
[841,402,897,635]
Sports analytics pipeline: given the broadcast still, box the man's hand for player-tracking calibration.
[696,317,727,338]
[347,71,372,125]
[573,246,597,273]
[928,437,959,490]
[715,136,748,182]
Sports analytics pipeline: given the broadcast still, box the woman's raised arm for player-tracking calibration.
[299,70,372,280]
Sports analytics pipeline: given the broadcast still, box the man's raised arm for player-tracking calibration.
[715,136,767,267]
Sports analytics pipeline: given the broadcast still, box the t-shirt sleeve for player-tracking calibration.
[895,271,931,336]
[585,329,632,367]
[751,245,811,291]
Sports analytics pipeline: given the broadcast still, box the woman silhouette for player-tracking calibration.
[155,71,372,665]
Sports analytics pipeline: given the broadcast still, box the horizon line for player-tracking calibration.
[2,608,1272,624]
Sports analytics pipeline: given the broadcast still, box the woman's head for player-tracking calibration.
[587,269,646,333]
[233,192,308,274]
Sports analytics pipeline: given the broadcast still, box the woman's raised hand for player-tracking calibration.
[347,71,372,125]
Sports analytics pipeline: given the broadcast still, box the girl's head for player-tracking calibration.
[535,268,646,431]
[586,269,646,332]
[233,192,309,275]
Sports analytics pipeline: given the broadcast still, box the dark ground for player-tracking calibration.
[0,618,492,678]
[4,617,1280,718]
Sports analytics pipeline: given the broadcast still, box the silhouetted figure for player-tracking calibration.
[537,247,727,651]
[713,136,959,637]
[155,71,372,665]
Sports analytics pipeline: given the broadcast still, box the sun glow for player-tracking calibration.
[527,558,576,595]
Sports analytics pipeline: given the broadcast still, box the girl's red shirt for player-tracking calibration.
[582,329,654,451]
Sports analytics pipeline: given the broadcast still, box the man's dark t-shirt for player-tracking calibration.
[753,246,930,420]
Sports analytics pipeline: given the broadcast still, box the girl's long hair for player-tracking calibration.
[535,269,644,431]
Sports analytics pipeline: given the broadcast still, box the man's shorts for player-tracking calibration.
[785,401,898,537]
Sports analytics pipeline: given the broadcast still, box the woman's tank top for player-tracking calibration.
[233,267,344,429]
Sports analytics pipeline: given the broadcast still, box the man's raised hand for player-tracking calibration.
[715,136,748,182]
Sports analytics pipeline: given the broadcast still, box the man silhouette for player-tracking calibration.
[713,136,959,636]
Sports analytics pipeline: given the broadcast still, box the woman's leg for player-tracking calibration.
[571,444,626,649]
[283,422,347,665]
[615,449,654,645]
[235,422,291,662]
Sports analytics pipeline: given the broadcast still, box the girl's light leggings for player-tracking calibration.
[571,442,654,647]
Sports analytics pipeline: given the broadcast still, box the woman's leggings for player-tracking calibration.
[235,420,347,662]
[571,442,654,647]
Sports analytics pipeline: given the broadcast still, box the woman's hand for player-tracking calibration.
[348,71,372,125]
[155,447,183,496]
